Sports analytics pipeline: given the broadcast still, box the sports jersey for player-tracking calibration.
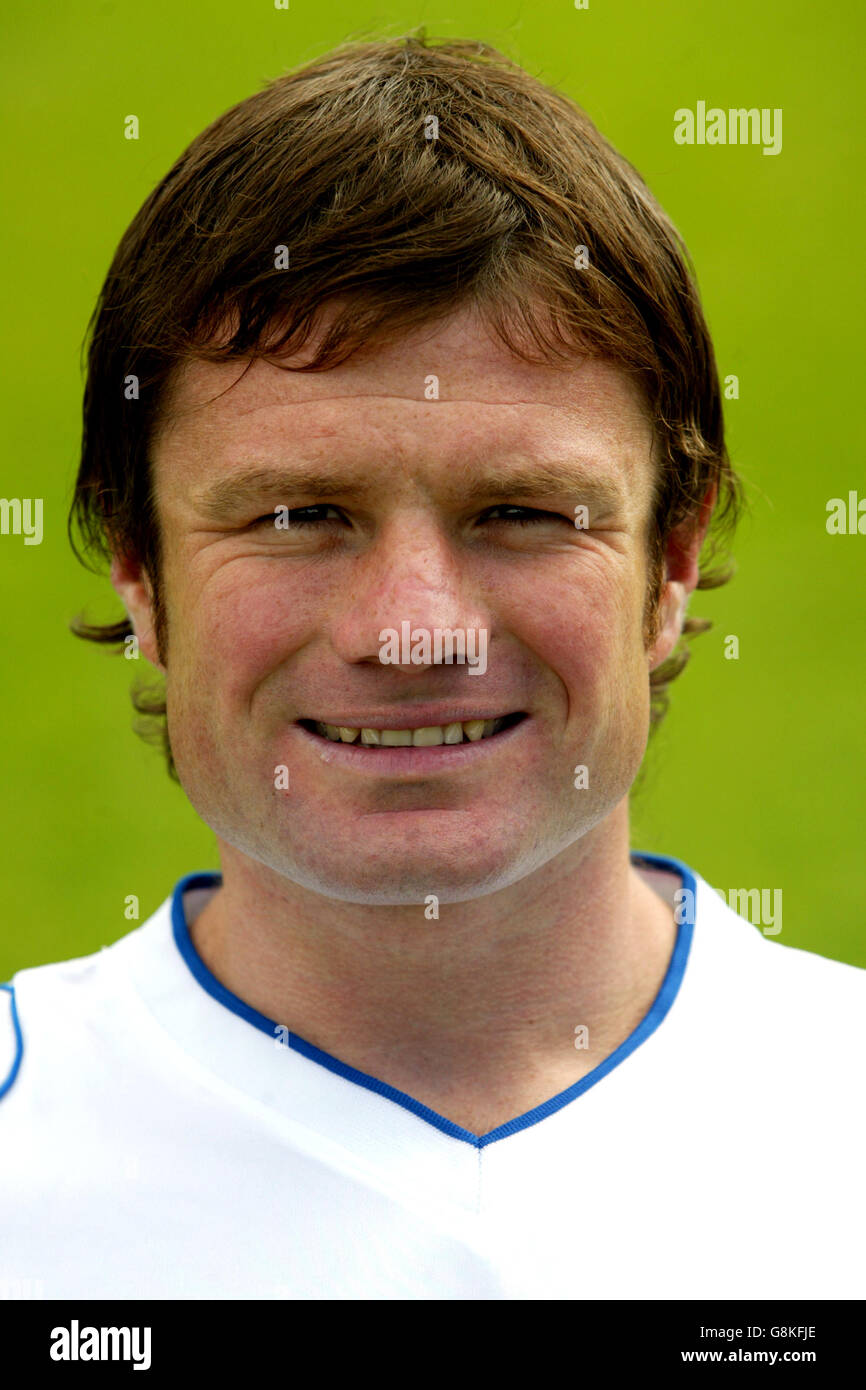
[1,851,863,1299]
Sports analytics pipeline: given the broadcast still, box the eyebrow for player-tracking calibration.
[192,459,628,520]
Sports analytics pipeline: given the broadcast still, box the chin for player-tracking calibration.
[273,838,533,906]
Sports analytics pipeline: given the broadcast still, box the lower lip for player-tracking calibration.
[293,717,530,775]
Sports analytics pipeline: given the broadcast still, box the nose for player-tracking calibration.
[328,509,490,671]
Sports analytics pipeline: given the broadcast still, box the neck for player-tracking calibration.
[189,802,678,1134]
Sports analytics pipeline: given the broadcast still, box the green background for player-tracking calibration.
[1,0,863,977]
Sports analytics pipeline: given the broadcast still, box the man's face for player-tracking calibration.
[117,306,690,903]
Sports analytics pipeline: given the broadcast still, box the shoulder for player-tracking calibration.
[692,870,866,998]
[641,853,866,1015]
[0,898,174,1107]
[682,870,866,1077]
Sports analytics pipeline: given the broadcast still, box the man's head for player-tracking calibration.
[107,304,710,901]
[70,32,741,897]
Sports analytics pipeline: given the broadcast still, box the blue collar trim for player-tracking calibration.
[0,983,24,1103]
[170,850,696,1150]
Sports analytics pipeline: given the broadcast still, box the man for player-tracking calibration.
[1,34,863,1300]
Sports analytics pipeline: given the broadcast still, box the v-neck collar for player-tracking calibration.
[169,850,696,1149]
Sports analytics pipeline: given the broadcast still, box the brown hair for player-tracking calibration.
[69,30,743,780]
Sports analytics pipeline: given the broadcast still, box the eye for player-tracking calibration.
[253,504,345,528]
[481,505,569,525]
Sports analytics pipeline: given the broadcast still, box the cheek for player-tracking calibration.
[166,561,321,710]
[510,568,646,705]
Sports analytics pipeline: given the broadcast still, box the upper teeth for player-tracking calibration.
[314,718,507,745]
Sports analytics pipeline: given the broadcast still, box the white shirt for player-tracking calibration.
[1,851,863,1299]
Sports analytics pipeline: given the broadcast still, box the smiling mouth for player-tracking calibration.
[298,712,527,747]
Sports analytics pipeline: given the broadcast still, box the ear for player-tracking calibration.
[110,551,164,671]
[647,484,717,672]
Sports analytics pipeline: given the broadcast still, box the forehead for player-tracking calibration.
[152,306,655,493]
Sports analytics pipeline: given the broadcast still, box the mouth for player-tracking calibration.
[297,712,527,748]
